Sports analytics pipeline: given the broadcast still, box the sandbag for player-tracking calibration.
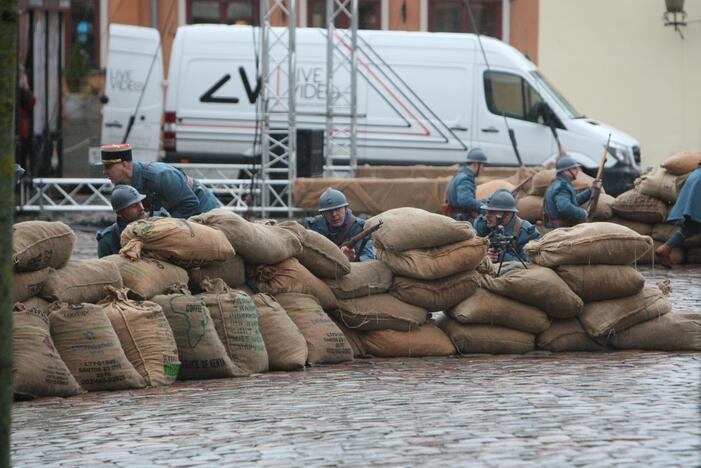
[476,180,515,200]
[324,260,393,299]
[579,287,672,338]
[438,316,535,354]
[49,302,146,391]
[480,266,583,319]
[102,255,188,299]
[536,319,607,352]
[636,167,688,203]
[21,297,50,314]
[610,311,701,351]
[12,221,75,272]
[332,319,368,358]
[41,260,123,304]
[198,279,268,374]
[651,223,701,246]
[275,293,353,366]
[376,237,488,280]
[524,222,652,267]
[636,240,685,265]
[530,169,597,196]
[612,189,669,224]
[279,221,351,278]
[687,247,701,264]
[556,265,645,302]
[516,195,544,222]
[582,193,615,221]
[120,217,235,268]
[14,267,51,302]
[448,288,550,334]
[661,151,701,175]
[12,302,83,398]
[190,209,302,264]
[359,323,456,357]
[251,257,337,310]
[390,270,482,312]
[98,287,180,386]
[333,294,428,332]
[252,293,307,371]
[366,207,475,251]
[188,255,246,293]
[608,216,653,236]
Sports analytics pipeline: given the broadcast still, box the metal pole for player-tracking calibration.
[259,0,270,217]
[349,0,358,170]
[287,0,297,218]
[325,0,334,167]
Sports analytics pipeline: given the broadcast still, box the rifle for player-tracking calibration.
[586,133,612,221]
[341,219,383,261]
[510,172,537,197]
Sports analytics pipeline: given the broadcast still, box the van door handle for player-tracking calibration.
[450,125,468,131]
[105,121,123,128]
[481,126,499,133]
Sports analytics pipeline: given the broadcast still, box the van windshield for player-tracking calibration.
[530,71,585,119]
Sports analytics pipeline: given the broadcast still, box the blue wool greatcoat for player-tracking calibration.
[543,174,592,223]
[667,166,701,223]
[473,214,540,262]
[446,166,484,222]
[303,209,376,262]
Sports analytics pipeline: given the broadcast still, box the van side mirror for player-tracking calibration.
[99,95,109,104]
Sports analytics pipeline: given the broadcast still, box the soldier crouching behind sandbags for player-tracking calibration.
[543,155,602,229]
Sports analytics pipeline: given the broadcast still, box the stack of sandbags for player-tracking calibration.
[608,310,701,351]
[188,255,246,293]
[102,254,189,299]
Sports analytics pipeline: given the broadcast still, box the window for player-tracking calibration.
[307,0,382,29]
[187,0,259,25]
[484,71,545,123]
[428,0,501,38]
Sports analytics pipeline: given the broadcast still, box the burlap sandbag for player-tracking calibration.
[332,294,428,332]
[190,209,302,264]
[366,207,475,252]
[14,267,51,302]
[13,221,75,272]
[376,237,488,280]
[582,193,615,221]
[390,270,482,312]
[332,319,368,358]
[476,180,515,200]
[579,287,672,338]
[612,189,669,224]
[188,255,246,293]
[102,255,188,299]
[556,265,645,302]
[279,221,351,279]
[324,260,393,299]
[524,222,652,267]
[359,323,456,357]
[635,167,688,203]
[480,266,583,319]
[530,169,597,196]
[636,240,685,265]
[251,257,337,309]
[610,311,701,351]
[651,223,701,246]
[120,217,235,268]
[198,279,268,374]
[21,296,50,314]
[448,288,550,334]
[41,260,123,304]
[437,316,535,354]
[49,302,146,391]
[536,319,607,352]
[661,151,701,175]
[275,293,353,366]
[252,293,307,371]
[687,247,701,264]
[516,195,544,222]
[608,216,653,236]
[12,302,83,398]
[151,287,245,380]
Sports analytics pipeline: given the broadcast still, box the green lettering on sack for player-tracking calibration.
[163,363,181,377]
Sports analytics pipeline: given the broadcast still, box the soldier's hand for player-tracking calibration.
[592,179,602,190]
[487,248,500,263]
[340,245,355,261]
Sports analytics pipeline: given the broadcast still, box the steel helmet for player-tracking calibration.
[481,189,518,213]
[111,185,146,212]
[466,148,488,164]
[555,155,580,173]
[318,187,349,212]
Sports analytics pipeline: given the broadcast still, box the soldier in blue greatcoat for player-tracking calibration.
[543,155,601,229]
[444,148,488,223]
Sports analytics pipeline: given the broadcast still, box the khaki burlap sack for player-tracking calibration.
[151,287,245,380]
[476,180,516,200]
[583,193,615,221]
[41,260,123,304]
[275,293,353,366]
[524,222,652,267]
[252,293,307,371]
[14,267,51,302]
[608,216,653,236]
[504,166,539,194]
[13,221,75,272]
[636,240,685,265]
[120,217,235,268]
[610,311,701,351]
[687,247,701,264]
[198,279,268,374]
[661,151,701,175]
[359,323,456,357]
[12,302,83,398]
[49,302,146,391]
[530,169,597,196]
[279,221,351,279]
[536,319,607,352]
[324,260,393,299]
[98,287,180,386]
[636,167,688,203]
[579,287,672,338]
[437,316,535,354]
[390,270,482,312]
[188,255,246,293]
[516,195,544,222]
[366,207,475,252]
[448,288,550,334]
[21,297,50,314]
[651,223,701,246]
[333,294,428,332]
[332,319,368,358]
[377,237,487,280]
[612,189,669,224]
[556,265,645,302]
[480,266,583,319]
[102,255,188,299]
[251,257,337,309]
[190,209,302,264]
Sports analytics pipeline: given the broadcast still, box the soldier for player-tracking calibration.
[100,143,220,218]
[303,188,376,262]
[543,155,602,229]
[444,148,488,223]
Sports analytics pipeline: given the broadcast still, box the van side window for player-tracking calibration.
[484,71,545,123]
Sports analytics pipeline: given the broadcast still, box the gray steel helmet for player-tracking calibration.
[466,147,488,164]
[555,155,580,173]
[319,187,349,212]
[481,189,518,213]
[111,185,146,212]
